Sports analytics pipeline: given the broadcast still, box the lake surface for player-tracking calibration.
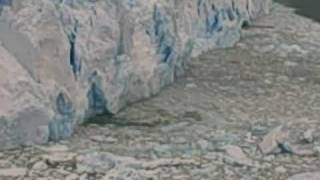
[275,0,320,22]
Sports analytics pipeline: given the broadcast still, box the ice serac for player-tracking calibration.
[0,0,271,149]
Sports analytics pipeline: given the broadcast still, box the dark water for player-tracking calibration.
[275,0,320,22]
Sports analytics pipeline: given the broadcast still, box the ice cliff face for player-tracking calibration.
[0,0,271,149]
